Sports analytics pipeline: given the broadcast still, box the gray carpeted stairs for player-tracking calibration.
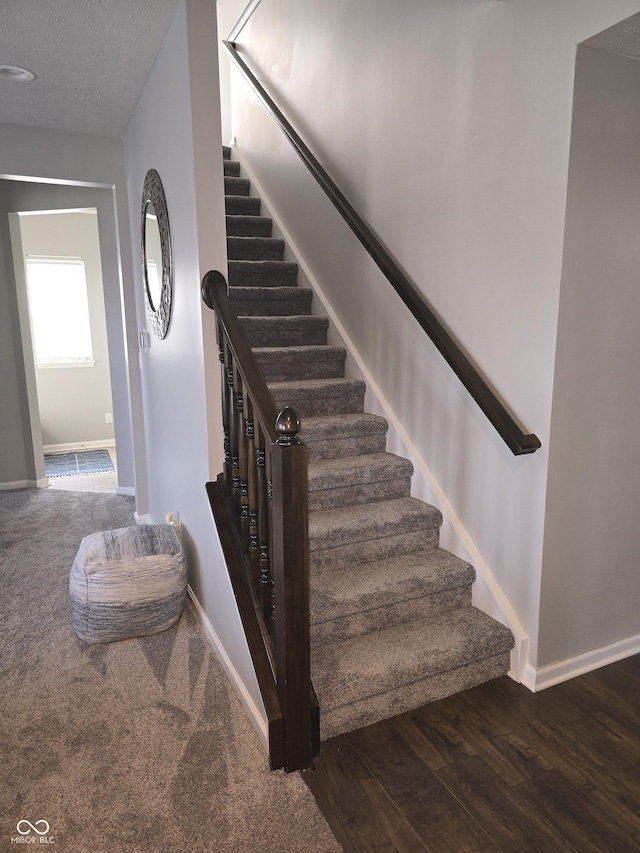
[223,147,514,740]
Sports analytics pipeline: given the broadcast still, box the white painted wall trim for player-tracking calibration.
[227,0,263,41]
[522,633,640,692]
[43,439,116,453]
[116,486,136,497]
[236,152,530,682]
[0,479,47,491]
[134,511,153,525]
[187,584,268,750]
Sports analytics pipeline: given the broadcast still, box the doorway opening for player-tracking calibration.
[17,208,118,494]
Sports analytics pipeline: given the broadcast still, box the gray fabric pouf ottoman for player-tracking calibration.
[69,524,187,644]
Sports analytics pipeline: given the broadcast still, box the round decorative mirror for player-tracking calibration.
[141,169,172,339]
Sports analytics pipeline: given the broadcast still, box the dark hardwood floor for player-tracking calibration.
[301,654,640,852]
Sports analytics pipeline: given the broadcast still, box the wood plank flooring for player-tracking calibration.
[301,655,640,852]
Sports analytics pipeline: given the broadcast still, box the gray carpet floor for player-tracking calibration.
[0,488,340,852]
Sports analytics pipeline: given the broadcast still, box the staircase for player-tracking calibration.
[223,147,514,740]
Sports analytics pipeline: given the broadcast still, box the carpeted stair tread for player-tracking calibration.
[225,195,261,216]
[309,452,412,491]
[311,549,474,628]
[226,215,273,237]
[230,286,313,316]
[308,452,413,509]
[225,176,250,196]
[229,260,299,288]
[269,377,366,417]
[222,145,231,160]
[223,160,240,176]
[299,413,388,459]
[311,607,515,717]
[254,345,346,382]
[240,315,329,347]
[308,496,442,552]
[227,236,284,261]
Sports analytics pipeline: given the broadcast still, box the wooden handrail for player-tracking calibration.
[202,269,313,772]
[222,39,541,456]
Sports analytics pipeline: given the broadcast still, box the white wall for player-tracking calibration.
[123,0,265,734]
[221,0,640,673]
[18,211,115,448]
[0,130,139,495]
[540,45,640,668]
[216,0,250,143]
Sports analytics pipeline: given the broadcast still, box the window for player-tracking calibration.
[25,256,95,368]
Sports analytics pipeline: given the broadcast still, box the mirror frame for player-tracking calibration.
[141,169,173,339]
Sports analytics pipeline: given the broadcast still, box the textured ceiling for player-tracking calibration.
[583,12,640,61]
[0,0,182,137]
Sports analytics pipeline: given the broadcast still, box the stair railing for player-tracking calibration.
[222,39,541,456]
[202,269,314,772]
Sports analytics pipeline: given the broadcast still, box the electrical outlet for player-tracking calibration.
[105,413,113,424]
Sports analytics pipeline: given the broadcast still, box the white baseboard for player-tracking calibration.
[522,633,640,692]
[0,478,51,491]
[116,486,135,497]
[43,439,116,453]
[134,511,153,525]
[187,585,268,750]
[0,480,33,491]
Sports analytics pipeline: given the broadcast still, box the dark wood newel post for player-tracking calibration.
[270,406,311,771]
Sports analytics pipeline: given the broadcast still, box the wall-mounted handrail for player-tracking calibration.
[222,39,541,456]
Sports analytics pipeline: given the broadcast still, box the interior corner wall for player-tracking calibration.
[222,0,640,670]
[539,45,640,667]
[0,126,139,496]
[123,0,265,728]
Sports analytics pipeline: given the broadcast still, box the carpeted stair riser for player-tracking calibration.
[228,236,285,261]
[226,215,273,237]
[312,609,513,733]
[225,176,251,196]
[312,586,472,645]
[230,287,313,317]
[223,160,241,176]
[229,260,299,288]
[308,452,413,511]
[269,378,366,418]
[300,413,389,460]
[223,145,232,160]
[309,497,441,551]
[308,497,442,573]
[222,151,514,742]
[319,650,512,740]
[310,549,475,642]
[226,195,261,216]
[254,345,346,382]
[240,316,329,348]
[310,528,439,574]
[310,476,411,511]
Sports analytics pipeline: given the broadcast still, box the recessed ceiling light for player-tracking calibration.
[0,65,35,82]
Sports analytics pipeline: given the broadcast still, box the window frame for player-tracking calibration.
[25,254,96,369]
